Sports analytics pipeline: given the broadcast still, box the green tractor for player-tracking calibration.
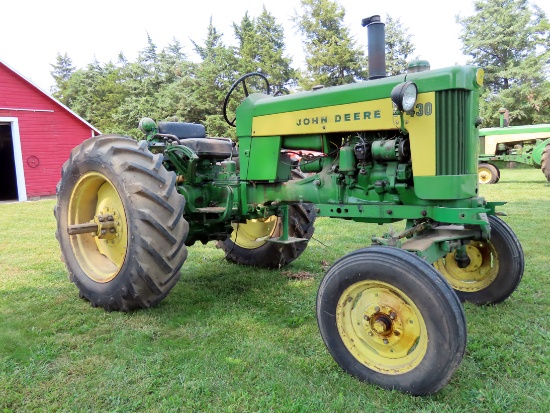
[55,16,524,396]
[478,108,550,184]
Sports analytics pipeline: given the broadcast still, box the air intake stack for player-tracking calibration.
[362,15,386,79]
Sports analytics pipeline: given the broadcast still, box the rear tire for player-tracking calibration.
[434,216,523,305]
[478,163,499,184]
[317,246,466,396]
[217,203,315,268]
[541,144,550,181]
[55,135,188,311]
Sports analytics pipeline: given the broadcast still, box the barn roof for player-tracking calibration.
[0,58,101,134]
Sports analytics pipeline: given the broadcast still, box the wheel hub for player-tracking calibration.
[364,303,405,346]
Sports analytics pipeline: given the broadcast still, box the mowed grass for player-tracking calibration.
[1,168,549,413]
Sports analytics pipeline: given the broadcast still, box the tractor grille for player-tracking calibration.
[435,90,470,175]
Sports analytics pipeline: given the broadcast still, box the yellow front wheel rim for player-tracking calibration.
[68,172,128,283]
[478,167,494,184]
[230,216,278,249]
[434,241,498,292]
[336,280,428,374]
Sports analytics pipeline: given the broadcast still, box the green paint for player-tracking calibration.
[138,64,503,253]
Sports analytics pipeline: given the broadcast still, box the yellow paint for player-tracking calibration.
[403,92,436,176]
[231,216,278,249]
[476,68,485,87]
[68,172,128,283]
[251,98,397,136]
[434,241,498,292]
[336,280,428,374]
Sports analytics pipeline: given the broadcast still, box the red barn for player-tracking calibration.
[0,59,100,201]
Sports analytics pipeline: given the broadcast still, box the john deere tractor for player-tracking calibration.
[478,108,550,184]
[55,16,524,396]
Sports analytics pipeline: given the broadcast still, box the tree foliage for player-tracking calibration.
[457,0,550,125]
[384,15,416,76]
[293,0,367,89]
[50,53,75,99]
[49,1,550,139]
[233,7,297,93]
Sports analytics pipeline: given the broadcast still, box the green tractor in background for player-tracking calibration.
[55,16,524,396]
[478,108,550,184]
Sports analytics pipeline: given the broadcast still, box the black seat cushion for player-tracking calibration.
[181,138,235,158]
[158,122,206,139]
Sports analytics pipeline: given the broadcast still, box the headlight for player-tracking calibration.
[391,81,418,112]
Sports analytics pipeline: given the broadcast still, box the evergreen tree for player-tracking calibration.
[293,0,367,89]
[457,0,550,125]
[233,7,297,93]
[189,18,239,138]
[50,53,75,98]
[384,15,416,76]
[61,59,128,133]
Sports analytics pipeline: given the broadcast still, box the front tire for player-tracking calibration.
[434,216,523,304]
[317,246,466,396]
[55,135,189,311]
[478,163,499,184]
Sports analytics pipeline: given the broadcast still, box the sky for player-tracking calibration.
[2,0,549,92]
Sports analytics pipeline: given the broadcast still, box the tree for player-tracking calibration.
[384,15,416,76]
[457,0,550,125]
[50,53,75,98]
[293,0,367,89]
[233,7,297,93]
[61,59,128,133]
[189,18,239,137]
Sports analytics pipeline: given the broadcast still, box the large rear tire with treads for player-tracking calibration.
[55,135,188,311]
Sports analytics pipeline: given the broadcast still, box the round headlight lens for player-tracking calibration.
[391,81,418,112]
[401,83,418,112]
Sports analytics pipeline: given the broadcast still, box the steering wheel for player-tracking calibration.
[223,72,270,127]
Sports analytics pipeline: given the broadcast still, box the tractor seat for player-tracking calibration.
[158,122,206,139]
[179,138,236,158]
[158,122,236,158]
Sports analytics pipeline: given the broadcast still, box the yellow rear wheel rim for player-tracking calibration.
[336,280,428,374]
[230,216,278,249]
[434,241,498,292]
[68,172,128,283]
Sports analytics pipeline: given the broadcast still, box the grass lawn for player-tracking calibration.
[1,167,548,412]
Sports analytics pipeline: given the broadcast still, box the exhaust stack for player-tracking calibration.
[362,15,386,79]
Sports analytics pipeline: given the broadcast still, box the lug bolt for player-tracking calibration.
[368,332,373,336]
[383,339,389,344]
[364,315,370,321]
[110,228,116,233]
[374,306,380,312]
[101,229,106,234]
[390,312,396,320]
[394,331,400,336]
[347,296,353,303]
[98,217,104,222]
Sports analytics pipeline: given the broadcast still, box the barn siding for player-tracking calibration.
[0,62,99,198]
